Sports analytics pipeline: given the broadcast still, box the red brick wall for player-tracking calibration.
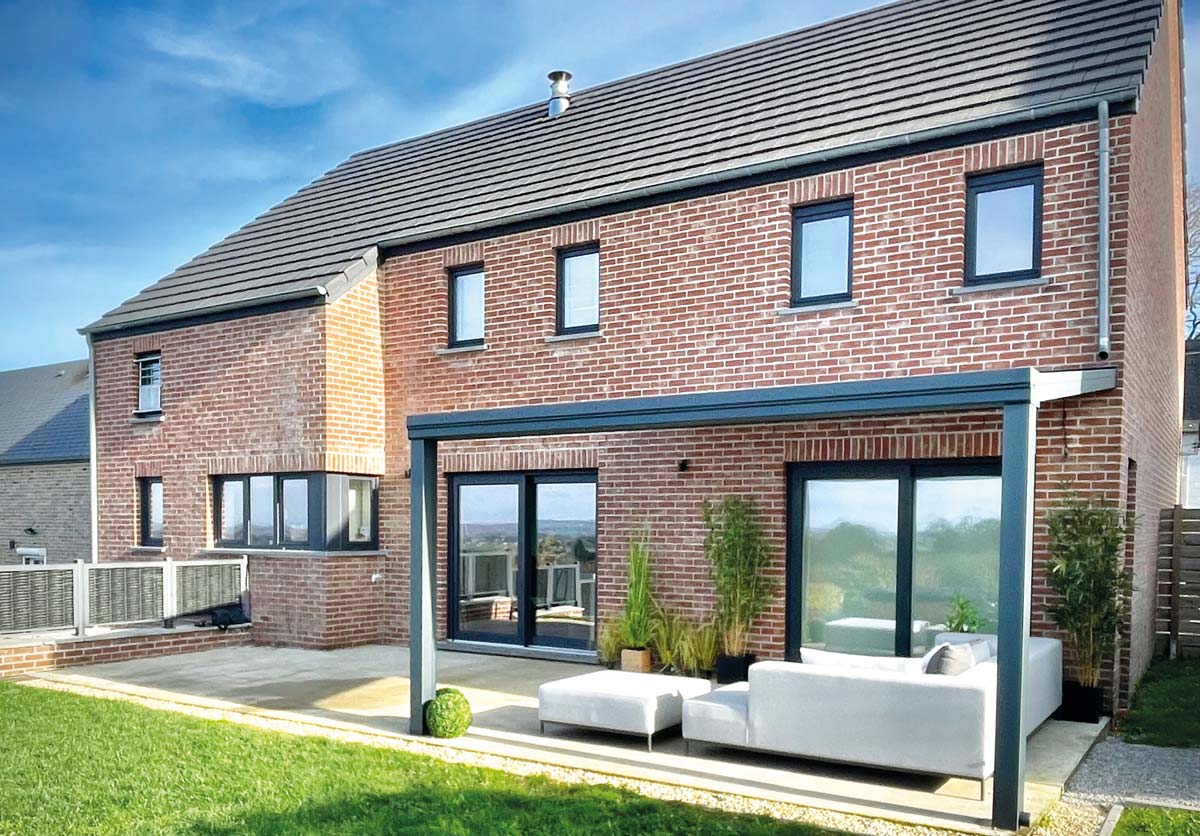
[1114,0,1186,702]
[247,554,386,649]
[0,626,251,678]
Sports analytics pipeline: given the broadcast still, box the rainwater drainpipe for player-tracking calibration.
[1097,100,1112,360]
[86,333,99,563]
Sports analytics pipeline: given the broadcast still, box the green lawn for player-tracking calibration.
[1113,806,1200,836]
[1120,658,1200,748]
[0,682,847,836]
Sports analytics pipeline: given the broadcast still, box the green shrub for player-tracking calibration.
[702,497,777,657]
[1046,496,1133,688]
[682,621,720,676]
[618,527,654,650]
[650,608,687,672]
[946,594,982,633]
[424,688,472,738]
[597,620,624,667]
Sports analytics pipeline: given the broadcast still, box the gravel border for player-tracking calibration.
[16,677,979,836]
[1067,738,1200,810]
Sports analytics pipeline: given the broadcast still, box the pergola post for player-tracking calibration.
[409,438,438,734]
[992,401,1036,829]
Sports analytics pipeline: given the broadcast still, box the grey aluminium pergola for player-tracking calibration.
[406,365,1117,831]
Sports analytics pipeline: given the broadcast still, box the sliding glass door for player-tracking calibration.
[788,461,1001,659]
[450,472,597,651]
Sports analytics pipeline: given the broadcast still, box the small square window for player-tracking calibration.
[556,245,600,334]
[449,266,485,347]
[965,167,1042,284]
[137,354,161,414]
[139,477,163,547]
[791,200,852,305]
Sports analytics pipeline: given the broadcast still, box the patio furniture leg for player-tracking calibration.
[647,732,653,753]
[539,720,545,735]
[685,739,690,756]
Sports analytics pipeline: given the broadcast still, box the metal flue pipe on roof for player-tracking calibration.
[548,70,572,117]
[1097,99,1112,360]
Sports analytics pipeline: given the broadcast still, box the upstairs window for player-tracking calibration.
[791,200,853,306]
[449,266,485,347]
[556,245,600,334]
[139,477,163,547]
[965,167,1043,285]
[137,354,161,414]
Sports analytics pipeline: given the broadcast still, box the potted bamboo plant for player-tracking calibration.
[1045,496,1132,723]
[618,527,654,672]
[702,496,777,683]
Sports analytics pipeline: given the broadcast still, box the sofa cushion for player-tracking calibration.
[926,642,980,676]
[800,647,924,675]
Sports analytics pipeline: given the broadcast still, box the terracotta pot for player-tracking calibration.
[621,648,652,673]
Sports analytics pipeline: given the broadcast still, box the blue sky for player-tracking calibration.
[0,1,1196,371]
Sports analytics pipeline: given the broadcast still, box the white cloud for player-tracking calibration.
[138,20,359,106]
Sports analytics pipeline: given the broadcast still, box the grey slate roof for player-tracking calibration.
[84,0,1163,335]
[0,360,90,466]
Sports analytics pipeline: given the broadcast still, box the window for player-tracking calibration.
[965,166,1042,284]
[788,460,1000,659]
[137,354,161,414]
[347,477,374,544]
[448,266,485,347]
[450,472,597,651]
[213,473,377,551]
[556,245,600,334]
[215,474,313,549]
[139,477,163,547]
[791,200,853,305]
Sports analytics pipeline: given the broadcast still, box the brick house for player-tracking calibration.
[82,0,1181,774]
[0,360,91,565]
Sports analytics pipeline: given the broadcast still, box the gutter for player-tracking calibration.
[379,89,1138,251]
[1097,100,1112,360]
[86,334,98,563]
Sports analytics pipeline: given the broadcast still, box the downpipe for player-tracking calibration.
[1097,100,1111,360]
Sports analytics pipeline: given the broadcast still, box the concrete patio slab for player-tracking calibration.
[25,643,1107,835]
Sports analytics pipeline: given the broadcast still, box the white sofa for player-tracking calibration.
[682,633,1062,781]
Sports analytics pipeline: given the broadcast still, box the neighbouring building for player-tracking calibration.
[1180,340,1200,505]
[0,360,91,565]
[82,0,1184,726]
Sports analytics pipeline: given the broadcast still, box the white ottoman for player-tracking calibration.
[538,670,711,751]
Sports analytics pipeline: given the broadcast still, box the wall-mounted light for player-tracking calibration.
[677,459,690,473]
[23,527,36,536]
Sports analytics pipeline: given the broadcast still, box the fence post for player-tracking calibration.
[162,557,176,628]
[73,560,87,637]
[1171,504,1183,659]
[238,555,250,619]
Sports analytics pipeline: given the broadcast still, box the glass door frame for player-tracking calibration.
[447,470,598,650]
[785,458,1001,660]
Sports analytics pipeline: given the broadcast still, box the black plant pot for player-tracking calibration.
[1056,680,1104,723]
[716,653,757,684]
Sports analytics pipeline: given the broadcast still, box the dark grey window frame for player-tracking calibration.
[964,166,1044,286]
[447,264,485,348]
[448,469,597,650]
[790,199,854,306]
[213,473,379,551]
[138,477,163,547]
[555,244,601,335]
[785,457,1001,661]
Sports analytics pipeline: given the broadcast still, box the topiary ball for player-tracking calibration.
[424,687,472,738]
